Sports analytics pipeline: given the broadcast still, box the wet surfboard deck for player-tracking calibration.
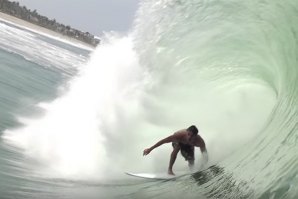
[125,172,183,180]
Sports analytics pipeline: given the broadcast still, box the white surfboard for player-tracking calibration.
[125,172,182,180]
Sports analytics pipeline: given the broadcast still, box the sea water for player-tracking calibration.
[1,0,298,198]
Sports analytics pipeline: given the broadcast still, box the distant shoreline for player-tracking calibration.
[0,12,95,50]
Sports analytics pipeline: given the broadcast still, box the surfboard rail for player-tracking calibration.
[125,172,183,180]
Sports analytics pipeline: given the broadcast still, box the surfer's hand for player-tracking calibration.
[143,148,151,156]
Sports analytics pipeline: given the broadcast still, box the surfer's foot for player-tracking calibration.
[168,169,175,176]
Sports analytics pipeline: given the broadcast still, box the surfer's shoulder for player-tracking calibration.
[173,129,188,138]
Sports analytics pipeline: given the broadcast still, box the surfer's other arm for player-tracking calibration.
[195,136,207,153]
[195,136,209,164]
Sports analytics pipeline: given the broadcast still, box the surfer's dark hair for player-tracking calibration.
[187,125,198,135]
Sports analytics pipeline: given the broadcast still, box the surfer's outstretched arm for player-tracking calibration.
[143,135,176,155]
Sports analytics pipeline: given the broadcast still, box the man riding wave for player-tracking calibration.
[143,125,208,175]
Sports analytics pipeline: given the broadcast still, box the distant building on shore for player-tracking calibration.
[0,0,100,46]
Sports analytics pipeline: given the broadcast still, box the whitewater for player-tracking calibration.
[0,0,298,198]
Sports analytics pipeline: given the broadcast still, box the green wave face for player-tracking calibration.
[132,0,298,198]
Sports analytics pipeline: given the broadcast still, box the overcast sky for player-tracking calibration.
[16,0,140,36]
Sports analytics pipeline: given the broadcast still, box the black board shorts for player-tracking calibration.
[172,142,194,161]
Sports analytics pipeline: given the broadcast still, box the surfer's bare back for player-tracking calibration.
[143,125,208,175]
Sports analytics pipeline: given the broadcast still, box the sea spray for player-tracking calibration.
[3,36,143,179]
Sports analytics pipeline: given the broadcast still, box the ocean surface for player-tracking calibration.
[1,0,298,198]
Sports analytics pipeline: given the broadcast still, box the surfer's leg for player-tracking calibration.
[168,143,180,175]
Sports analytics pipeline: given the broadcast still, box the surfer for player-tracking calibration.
[143,125,207,175]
